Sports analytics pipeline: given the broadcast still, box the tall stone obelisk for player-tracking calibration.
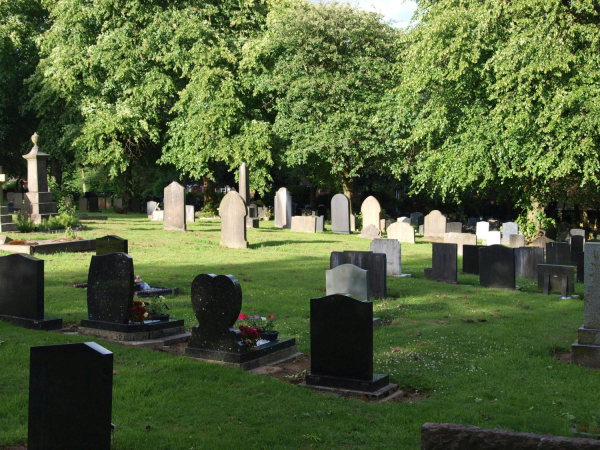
[22,133,58,224]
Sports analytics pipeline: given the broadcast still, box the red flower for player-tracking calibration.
[239,313,246,320]
[268,314,275,319]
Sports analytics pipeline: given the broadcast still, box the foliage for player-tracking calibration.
[38,213,80,232]
[15,213,35,233]
[516,211,557,241]
[146,296,169,317]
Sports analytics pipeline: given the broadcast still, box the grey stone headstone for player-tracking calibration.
[476,221,489,241]
[570,228,585,240]
[446,222,462,233]
[537,264,575,294]
[424,243,457,283]
[96,235,128,255]
[463,244,483,275]
[571,235,584,263]
[330,251,386,299]
[87,253,134,323]
[531,236,554,248]
[361,196,381,231]
[370,238,404,277]
[274,187,292,228]
[358,224,381,239]
[479,245,515,289]
[326,264,369,300]
[387,222,415,244]
[546,242,571,265]
[13,192,23,208]
[316,215,324,232]
[79,198,88,211]
[410,212,423,225]
[556,222,571,242]
[219,192,248,249]
[501,222,519,244]
[350,214,356,232]
[239,163,249,204]
[508,234,526,248]
[486,231,501,246]
[291,216,317,233]
[398,217,411,224]
[418,224,424,235]
[247,203,258,218]
[146,201,158,216]
[98,197,106,210]
[164,181,186,231]
[514,247,544,279]
[186,205,195,223]
[331,194,351,234]
[7,192,14,202]
[444,232,476,256]
[151,210,164,221]
[424,210,447,238]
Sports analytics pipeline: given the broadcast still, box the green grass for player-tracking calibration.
[0,211,598,449]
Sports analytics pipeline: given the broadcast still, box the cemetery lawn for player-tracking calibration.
[0,212,597,449]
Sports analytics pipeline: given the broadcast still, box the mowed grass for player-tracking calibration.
[0,211,598,449]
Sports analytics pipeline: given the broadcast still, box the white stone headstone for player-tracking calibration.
[219,192,248,249]
[274,188,292,229]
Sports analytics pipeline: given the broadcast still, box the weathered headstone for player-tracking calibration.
[316,215,324,232]
[444,232,476,256]
[164,181,186,231]
[463,245,483,275]
[358,224,381,239]
[546,242,571,265]
[379,218,388,232]
[370,238,408,277]
[28,342,113,450]
[424,243,457,283]
[151,209,164,221]
[331,194,351,234]
[571,235,584,263]
[387,222,415,244]
[514,247,544,279]
[476,221,489,241]
[556,222,571,242]
[418,224,424,235]
[330,251,387,298]
[146,201,158,216]
[398,217,411,224]
[531,235,554,248]
[306,294,391,393]
[0,254,62,330]
[326,264,369,300]
[88,196,99,213]
[22,133,58,224]
[96,235,128,256]
[501,222,519,244]
[79,197,88,211]
[361,196,381,231]
[537,264,575,294]
[274,187,292,228]
[508,234,526,248]
[219,192,248,249]
[570,228,586,240]
[13,192,23,209]
[486,231,501,246]
[446,222,462,233]
[350,214,356,232]
[186,205,195,223]
[479,245,515,289]
[238,162,249,204]
[291,216,317,233]
[410,212,423,225]
[424,210,447,239]
[98,197,106,210]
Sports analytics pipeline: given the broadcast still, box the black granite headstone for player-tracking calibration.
[537,264,575,294]
[514,247,545,279]
[330,251,387,298]
[306,294,388,392]
[28,342,113,450]
[424,243,457,283]
[88,196,99,212]
[0,254,62,330]
[570,235,584,263]
[188,274,243,352]
[86,253,134,323]
[131,199,141,213]
[577,251,584,283]
[96,236,128,256]
[479,245,515,289]
[546,242,571,265]
[463,245,483,275]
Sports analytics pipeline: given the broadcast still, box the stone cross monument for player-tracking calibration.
[22,133,58,224]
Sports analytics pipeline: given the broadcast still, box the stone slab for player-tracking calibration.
[424,243,457,284]
[291,216,317,233]
[444,232,476,256]
[537,264,575,294]
[479,245,515,289]
[547,242,571,265]
[515,247,545,279]
[387,222,415,244]
[509,234,526,248]
[446,222,462,233]
[370,238,406,277]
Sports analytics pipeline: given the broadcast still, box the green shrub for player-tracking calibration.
[15,213,36,233]
[38,213,81,231]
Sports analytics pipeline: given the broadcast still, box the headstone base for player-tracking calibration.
[424,268,458,284]
[246,218,260,229]
[185,338,298,371]
[302,381,398,400]
[572,330,600,368]
[78,214,108,221]
[79,319,185,341]
[305,373,396,397]
[0,314,62,331]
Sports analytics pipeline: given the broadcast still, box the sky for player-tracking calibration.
[320,1,418,28]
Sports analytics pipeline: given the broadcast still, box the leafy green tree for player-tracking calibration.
[243,0,401,211]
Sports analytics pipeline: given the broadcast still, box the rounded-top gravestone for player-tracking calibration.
[360,196,381,231]
[331,194,351,234]
[219,192,248,249]
[424,210,447,237]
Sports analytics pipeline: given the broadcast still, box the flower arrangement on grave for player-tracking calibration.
[237,313,278,342]
[131,300,149,323]
[134,275,151,291]
[238,324,262,349]
[145,296,170,320]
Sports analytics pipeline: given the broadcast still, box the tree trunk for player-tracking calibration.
[203,160,217,208]
[341,175,354,215]
[122,163,133,210]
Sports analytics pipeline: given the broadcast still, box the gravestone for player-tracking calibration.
[350,214,356,232]
[573,243,600,367]
[571,235,584,263]
[316,215,324,232]
[410,212,423,225]
[0,254,62,330]
[398,217,411,224]
[424,243,457,283]
[476,221,489,241]
[186,205,195,223]
[514,247,544,279]
[556,222,571,242]
[418,224,424,235]
[463,245,483,275]
[486,230,501,246]
[146,201,158,216]
[13,192,23,209]
[446,222,462,233]
[443,232,476,256]
[96,235,128,255]
[114,198,123,209]
[28,342,113,450]
[98,197,106,210]
[546,242,571,265]
[274,187,292,228]
[330,251,387,298]
[219,192,248,249]
[361,196,381,231]
[306,294,392,394]
[326,264,369,300]
[164,181,186,231]
[531,235,554,248]
[424,210,447,238]
[501,222,519,244]
[291,216,317,233]
[537,264,575,295]
[379,218,388,232]
[238,162,249,204]
[151,209,164,221]
[577,251,584,283]
[0,168,18,232]
[570,228,585,240]
[22,133,58,224]
[479,245,515,289]
[508,234,526,248]
[331,194,351,234]
[358,224,381,239]
[105,198,112,209]
[88,196,99,213]
[370,238,408,277]
[467,217,477,227]
[131,198,141,214]
[387,222,415,244]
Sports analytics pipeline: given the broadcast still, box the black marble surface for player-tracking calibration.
[28,342,113,450]
[570,235,584,263]
[310,294,373,381]
[479,245,515,289]
[515,247,545,279]
[546,242,571,265]
[330,251,387,298]
[537,264,575,294]
[0,254,44,320]
[463,245,483,275]
[88,196,99,212]
[424,243,457,283]
[96,236,128,256]
[87,253,134,323]
[188,274,243,352]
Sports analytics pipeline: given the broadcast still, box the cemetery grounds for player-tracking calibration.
[0,213,596,449]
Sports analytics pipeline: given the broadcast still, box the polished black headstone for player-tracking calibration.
[479,245,515,289]
[28,342,113,450]
[537,264,575,294]
[330,251,387,298]
[463,245,483,275]
[546,242,571,265]
[87,253,134,323]
[88,196,99,212]
[0,254,62,330]
[570,235,584,263]
[577,251,584,283]
[514,247,545,279]
[424,243,457,283]
[188,274,242,352]
[96,235,128,256]
[131,199,141,213]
